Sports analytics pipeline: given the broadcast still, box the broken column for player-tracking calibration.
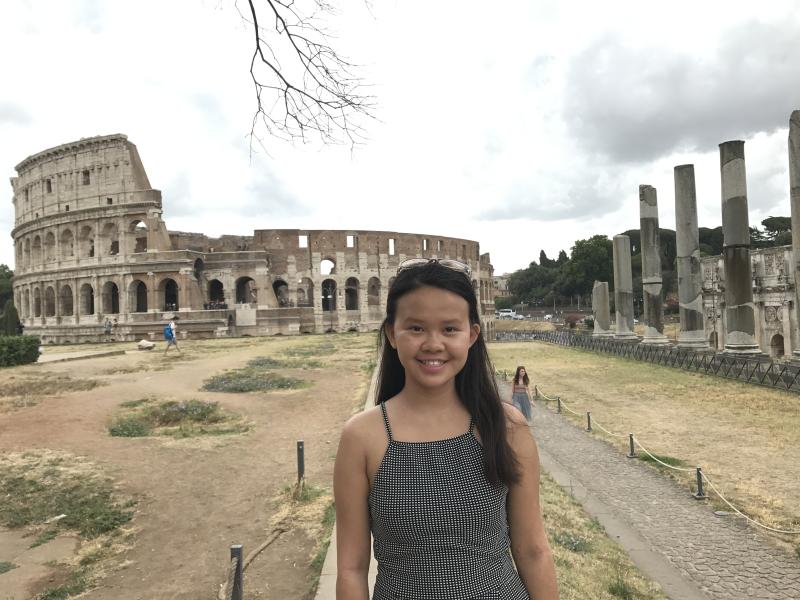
[591,280,613,337]
[612,235,638,341]
[719,140,760,354]
[639,185,669,345]
[789,111,800,358]
[674,165,709,350]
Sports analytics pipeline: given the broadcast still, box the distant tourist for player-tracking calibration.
[163,316,180,355]
[104,318,112,342]
[333,259,558,599]
[512,365,533,423]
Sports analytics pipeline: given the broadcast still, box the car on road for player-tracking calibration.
[498,309,516,320]
[544,314,553,321]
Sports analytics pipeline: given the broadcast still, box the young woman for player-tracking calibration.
[334,259,558,599]
[512,366,533,422]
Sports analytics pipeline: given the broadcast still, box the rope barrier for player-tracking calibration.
[700,473,800,535]
[525,379,800,535]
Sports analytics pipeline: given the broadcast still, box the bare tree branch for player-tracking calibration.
[238,0,375,151]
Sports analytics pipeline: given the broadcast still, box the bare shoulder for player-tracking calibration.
[501,400,528,429]
[340,404,385,444]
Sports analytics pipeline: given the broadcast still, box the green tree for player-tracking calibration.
[0,264,13,310]
[560,235,614,297]
[0,299,19,335]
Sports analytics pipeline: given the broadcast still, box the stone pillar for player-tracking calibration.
[591,280,613,337]
[612,235,638,341]
[639,185,669,345]
[674,165,709,349]
[720,140,760,354]
[789,111,800,358]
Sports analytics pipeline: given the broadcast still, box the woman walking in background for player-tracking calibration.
[334,259,558,599]
[512,366,533,423]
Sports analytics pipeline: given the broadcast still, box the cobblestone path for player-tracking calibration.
[522,388,800,600]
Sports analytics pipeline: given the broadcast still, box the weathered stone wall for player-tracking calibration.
[9,135,495,343]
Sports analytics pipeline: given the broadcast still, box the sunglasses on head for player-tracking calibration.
[397,258,472,278]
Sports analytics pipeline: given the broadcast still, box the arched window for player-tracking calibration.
[322,279,337,311]
[273,279,290,307]
[33,287,42,317]
[102,222,119,256]
[771,334,785,358]
[297,277,314,307]
[23,238,30,268]
[102,281,120,314]
[367,277,381,306]
[60,285,74,316]
[130,280,148,312]
[80,283,95,315]
[44,232,56,262]
[235,277,256,304]
[160,278,179,311]
[130,219,148,253]
[79,225,95,258]
[44,286,56,316]
[320,258,336,276]
[32,236,42,265]
[61,229,75,257]
[22,288,30,318]
[345,277,359,310]
[209,279,225,303]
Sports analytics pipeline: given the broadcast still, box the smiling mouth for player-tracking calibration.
[418,359,446,366]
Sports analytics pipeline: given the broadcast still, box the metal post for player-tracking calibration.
[586,412,592,432]
[557,397,561,414]
[627,433,636,458]
[694,467,707,499]
[297,440,305,484]
[534,385,538,399]
[230,544,243,600]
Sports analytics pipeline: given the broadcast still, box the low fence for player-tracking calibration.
[496,330,800,394]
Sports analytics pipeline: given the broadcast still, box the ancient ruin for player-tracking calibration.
[790,110,800,359]
[9,135,496,343]
[639,185,669,345]
[612,235,637,341]
[591,280,613,338]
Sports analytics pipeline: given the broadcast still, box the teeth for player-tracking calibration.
[421,360,444,365]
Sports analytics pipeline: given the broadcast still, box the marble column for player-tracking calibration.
[591,280,613,337]
[639,185,669,344]
[612,235,638,341]
[789,111,800,358]
[720,140,760,354]
[674,164,709,349]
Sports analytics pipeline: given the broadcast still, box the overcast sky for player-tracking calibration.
[2,0,799,275]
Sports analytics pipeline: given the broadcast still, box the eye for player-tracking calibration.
[444,326,457,334]
[409,325,424,332]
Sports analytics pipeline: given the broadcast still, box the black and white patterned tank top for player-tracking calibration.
[368,402,530,600]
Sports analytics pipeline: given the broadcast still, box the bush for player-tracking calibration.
[0,300,20,335]
[0,335,40,367]
[108,416,151,437]
[564,313,583,329]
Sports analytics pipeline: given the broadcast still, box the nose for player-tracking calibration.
[421,330,445,351]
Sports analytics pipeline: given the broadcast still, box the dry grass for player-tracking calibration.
[495,320,557,332]
[540,472,667,599]
[491,341,800,544]
[0,374,103,412]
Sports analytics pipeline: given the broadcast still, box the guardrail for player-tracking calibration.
[496,330,800,394]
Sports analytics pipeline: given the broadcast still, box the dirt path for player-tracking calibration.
[0,335,373,599]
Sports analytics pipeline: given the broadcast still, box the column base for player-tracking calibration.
[721,345,763,356]
[676,334,710,351]
[640,335,671,346]
[592,331,615,338]
[613,332,639,343]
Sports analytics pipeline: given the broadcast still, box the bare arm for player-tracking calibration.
[333,418,371,600]
[505,406,559,599]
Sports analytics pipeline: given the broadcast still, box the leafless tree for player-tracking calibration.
[238,0,375,149]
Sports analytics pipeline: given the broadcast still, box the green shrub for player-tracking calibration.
[0,300,20,335]
[202,370,306,392]
[146,400,223,425]
[0,335,40,367]
[108,416,151,437]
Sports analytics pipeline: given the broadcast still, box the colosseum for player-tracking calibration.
[9,134,497,344]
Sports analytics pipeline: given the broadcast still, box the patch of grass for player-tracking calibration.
[637,453,687,468]
[0,452,135,540]
[36,568,89,600]
[0,375,100,397]
[0,561,17,574]
[284,482,326,504]
[608,570,637,599]
[247,356,322,369]
[119,397,152,409]
[552,530,592,553]
[30,527,59,548]
[109,398,249,438]
[202,369,307,392]
[282,342,336,357]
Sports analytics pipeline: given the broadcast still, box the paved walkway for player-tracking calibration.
[522,384,800,600]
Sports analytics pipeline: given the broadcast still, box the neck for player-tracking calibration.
[398,379,461,411]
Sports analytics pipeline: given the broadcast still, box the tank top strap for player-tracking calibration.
[468,417,475,435]
[379,401,393,442]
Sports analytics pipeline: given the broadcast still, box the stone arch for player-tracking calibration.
[101,222,119,256]
[80,283,95,315]
[44,231,56,262]
[60,228,75,257]
[33,287,42,317]
[193,258,205,281]
[770,333,785,358]
[297,277,314,307]
[44,286,56,316]
[129,219,148,253]
[368,277,381,306]
[322,279,337,311]
[32,235,42,265]
[22,288,30,318]
[320,258,336,276]
[345,277,359,310]
[159,278,179,311]
[60,285,74,316]
[23,238,30,268]
[129,280,148,312]
[78,225,95,258]
[208,279,225,303]
[102,281,120,314]
[235,276,257,304]
[272,279,290,307]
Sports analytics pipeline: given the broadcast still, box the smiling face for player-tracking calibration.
[386,285,480,394]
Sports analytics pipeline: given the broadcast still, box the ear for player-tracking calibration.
[468,323,480,347]
[385,322,397,349]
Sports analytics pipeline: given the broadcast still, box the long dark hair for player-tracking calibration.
[375,262,520,487]
[513,366,529,386]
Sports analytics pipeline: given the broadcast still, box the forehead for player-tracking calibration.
[395,286,470,320]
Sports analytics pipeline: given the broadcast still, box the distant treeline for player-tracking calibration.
[499,216,791,311]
